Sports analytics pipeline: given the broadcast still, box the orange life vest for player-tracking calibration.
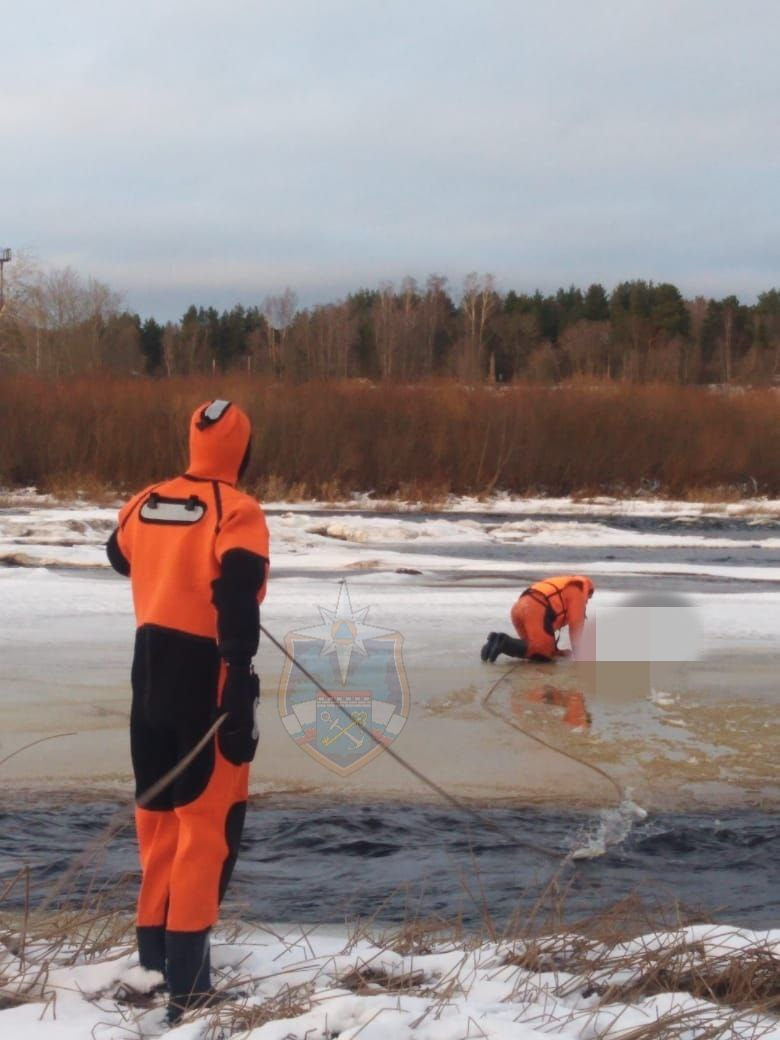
[520,575,594,639]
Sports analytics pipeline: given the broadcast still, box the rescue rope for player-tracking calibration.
[27,643,610,919]
[136,714,228,809]
[260,623,560,857]
[0,732,78,770]
[481,663,624,803]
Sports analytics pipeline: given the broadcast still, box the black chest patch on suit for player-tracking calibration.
[140,493,207,525]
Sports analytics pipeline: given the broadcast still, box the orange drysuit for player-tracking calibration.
[107,400,269,1009]
[510,575,594,660]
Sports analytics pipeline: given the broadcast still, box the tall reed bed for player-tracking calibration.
[1,376,777,498]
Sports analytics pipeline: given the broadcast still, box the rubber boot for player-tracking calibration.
[500,635,527,659]
[136,925,166,976]
[480,632,500,662]
[483,633,527,663]
[165,927,212,1023]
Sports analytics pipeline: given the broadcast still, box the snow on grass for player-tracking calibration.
[1,917,778,1039]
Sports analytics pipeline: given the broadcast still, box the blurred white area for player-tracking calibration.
[579,596,704,662]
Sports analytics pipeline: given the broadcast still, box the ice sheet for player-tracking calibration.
[1,498,778,807]
[3,501,780,580]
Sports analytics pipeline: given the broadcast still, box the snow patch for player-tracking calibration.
[1,922,778,1039]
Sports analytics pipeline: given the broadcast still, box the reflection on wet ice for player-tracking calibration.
[514,686,592,730]
[494,656,780,807]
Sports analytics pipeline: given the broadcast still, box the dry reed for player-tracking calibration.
[1,376,778,498]
[2,878,777,1039]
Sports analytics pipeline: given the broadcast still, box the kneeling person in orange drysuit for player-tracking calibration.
[481,575,594,663]
[107,400,269,1020]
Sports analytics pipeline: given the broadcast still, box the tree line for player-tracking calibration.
[1,261,779,384]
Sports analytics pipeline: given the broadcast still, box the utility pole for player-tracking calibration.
[0,249,11,311]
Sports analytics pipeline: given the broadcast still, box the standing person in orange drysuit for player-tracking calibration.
[106,399,269,1021]
[481,575,594,663]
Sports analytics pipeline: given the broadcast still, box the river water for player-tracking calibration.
[1,798,777,929]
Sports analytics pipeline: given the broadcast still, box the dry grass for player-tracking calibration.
[2,883,777,1039]
[382,915,468,957]
[605,943,779,1011]
[0,870,135,1012]
[202,989,312,1038]
[501,894,780,1037]
[1,375,778,498]
[338,964,428,994]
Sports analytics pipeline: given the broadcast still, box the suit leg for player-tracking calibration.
[165,746,250,932]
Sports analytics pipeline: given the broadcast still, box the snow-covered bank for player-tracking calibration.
[4,488,780,515]
[343,491,780,520]
[1,919,778,1039]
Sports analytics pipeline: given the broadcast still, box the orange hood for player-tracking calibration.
[187,400,251,485]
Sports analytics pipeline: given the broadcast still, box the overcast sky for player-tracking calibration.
[3,0,779,319]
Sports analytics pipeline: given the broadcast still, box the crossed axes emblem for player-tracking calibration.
[319,709,369,748]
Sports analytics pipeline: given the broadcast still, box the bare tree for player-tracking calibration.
[179,310,211,374]
[0,259,125,374]
[420,274,451,374]
[720,301,735,383]
[397,276,420,378]
[373,282,399,379]
[262,288,298,377]
[161,322,180,377]
[560,320,612,379]
[459,272,497,380]
[298,302,354,379]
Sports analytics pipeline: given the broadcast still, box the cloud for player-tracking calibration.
[3,1,780,317]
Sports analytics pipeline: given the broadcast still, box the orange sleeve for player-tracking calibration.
[215,497,270,603]
[566,589,588,646]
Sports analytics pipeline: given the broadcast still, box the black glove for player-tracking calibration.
[218,665,260,765]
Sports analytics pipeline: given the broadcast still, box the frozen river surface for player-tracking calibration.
[1,493,778,930]
[1,493,778,808]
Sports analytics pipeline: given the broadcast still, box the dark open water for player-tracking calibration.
[1,800,777,929]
